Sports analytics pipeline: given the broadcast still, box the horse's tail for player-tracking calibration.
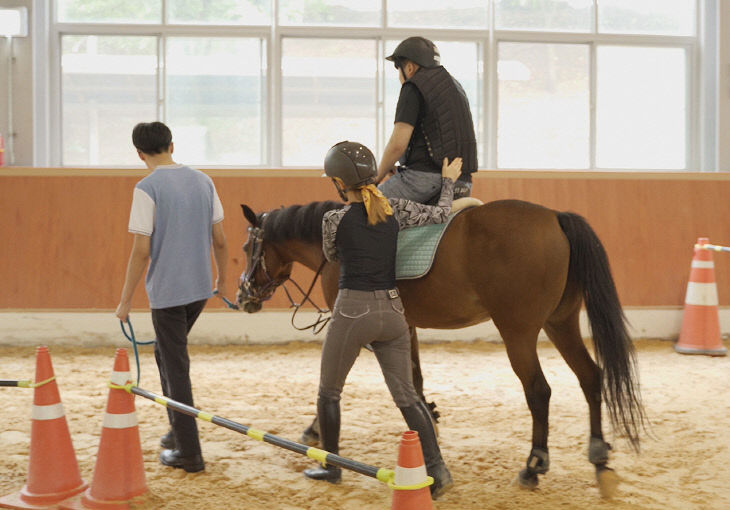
[557,211,646,451]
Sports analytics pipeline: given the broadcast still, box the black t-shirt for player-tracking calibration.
[336,202,399,291]
[394,83,441,175]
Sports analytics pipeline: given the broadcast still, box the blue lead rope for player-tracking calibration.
[119,293,236,385]
[120,318,155,385]
[213,289,239,309]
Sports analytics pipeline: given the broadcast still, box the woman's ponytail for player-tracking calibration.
[360,184,393,225]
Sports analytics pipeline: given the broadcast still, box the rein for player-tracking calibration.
[280,258,330,334]
[241,219,331,333]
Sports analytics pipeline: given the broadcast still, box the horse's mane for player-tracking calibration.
[263,200,344,243]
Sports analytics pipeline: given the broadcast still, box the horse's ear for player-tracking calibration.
[241,204,258,227]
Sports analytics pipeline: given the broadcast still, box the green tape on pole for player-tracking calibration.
[376,468,395,484]
[198,411,213,422]
[247,428,265,441]
[306,447,328,464]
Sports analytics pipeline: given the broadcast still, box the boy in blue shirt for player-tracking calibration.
[115,121,228,472]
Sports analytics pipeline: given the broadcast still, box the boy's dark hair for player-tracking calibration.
[132,122,172,155]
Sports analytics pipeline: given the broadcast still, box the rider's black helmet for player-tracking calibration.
[386,37,441,69]
[324,141,377,190]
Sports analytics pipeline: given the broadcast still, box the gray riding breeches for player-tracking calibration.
[318,288,420,408]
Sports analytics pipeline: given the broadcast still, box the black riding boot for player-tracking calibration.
[303,397,342,484]
[400,400,453,499]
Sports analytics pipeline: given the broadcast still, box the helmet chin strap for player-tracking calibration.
[400,66,408,82]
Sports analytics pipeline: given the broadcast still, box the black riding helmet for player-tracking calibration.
[386,36,441,69]
[324,141,377,196]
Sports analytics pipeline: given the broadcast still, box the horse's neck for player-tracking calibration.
[278,239,325,271]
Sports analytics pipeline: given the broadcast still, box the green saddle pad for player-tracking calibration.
[395,213,459,280]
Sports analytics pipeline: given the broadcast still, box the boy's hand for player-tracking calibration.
[115,301,131,322]
[441,157,463,182]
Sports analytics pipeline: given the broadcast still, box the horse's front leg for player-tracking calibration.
[301,416,320,446]
[409,326,440,428]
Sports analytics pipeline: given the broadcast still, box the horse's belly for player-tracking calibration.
[408,312,492,329]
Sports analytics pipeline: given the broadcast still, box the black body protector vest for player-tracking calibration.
[407,66,478,175]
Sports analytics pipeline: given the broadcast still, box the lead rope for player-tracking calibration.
[120,318,155,385]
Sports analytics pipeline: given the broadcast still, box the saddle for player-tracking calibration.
[395,198,482,280]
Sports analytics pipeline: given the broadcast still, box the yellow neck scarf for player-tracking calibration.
[360,184,393,225]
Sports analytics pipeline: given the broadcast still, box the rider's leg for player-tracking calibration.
[378,168,443,202]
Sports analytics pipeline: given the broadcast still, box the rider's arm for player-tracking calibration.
[377,122,413,184]
[376,84,420,184]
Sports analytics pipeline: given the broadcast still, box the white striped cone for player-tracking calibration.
[391,430,433,510]
[60,349,147,510]
[0,346,87,510]
[677,238,727,356]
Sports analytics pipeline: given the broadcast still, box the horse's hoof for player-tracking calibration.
[596,466,620,499]
[300,428,320,447]
[515,469,539,490]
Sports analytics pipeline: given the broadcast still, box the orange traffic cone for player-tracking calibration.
[60,349,147,510]
[0,346,87,510]
[676,238,728,356]
[390,430,434,510]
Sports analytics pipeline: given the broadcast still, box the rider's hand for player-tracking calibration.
[441,157,463,182]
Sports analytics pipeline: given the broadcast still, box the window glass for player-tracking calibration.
[384,40,481,165]
[62,36,157,166]
[498,42,589,169]
[282,38,376,166]
[167,0,270,25]
[387,0,487,29]
[598,0,695,36]
[494,0,592,32]
[166,38,266,165]
[596,46,686,169]
[279,0,379,26]
[57,0,161,23]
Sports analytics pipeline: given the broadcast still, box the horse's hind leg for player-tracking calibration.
[544,313,619,498]
[499,326,552,490]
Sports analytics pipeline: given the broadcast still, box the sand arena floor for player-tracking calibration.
[1,338,729,510]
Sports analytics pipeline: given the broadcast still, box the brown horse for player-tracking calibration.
[236,198,645,497]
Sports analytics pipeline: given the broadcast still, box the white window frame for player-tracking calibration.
[34,0,711,170]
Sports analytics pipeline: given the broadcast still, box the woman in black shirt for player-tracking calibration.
[303,140,461,500]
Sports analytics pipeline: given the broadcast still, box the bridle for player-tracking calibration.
[238,215,331,333]
[239,217,287,304]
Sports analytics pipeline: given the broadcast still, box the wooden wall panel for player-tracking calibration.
[2,169,730,309]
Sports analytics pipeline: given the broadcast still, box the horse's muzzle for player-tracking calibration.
[243,301,262,313]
